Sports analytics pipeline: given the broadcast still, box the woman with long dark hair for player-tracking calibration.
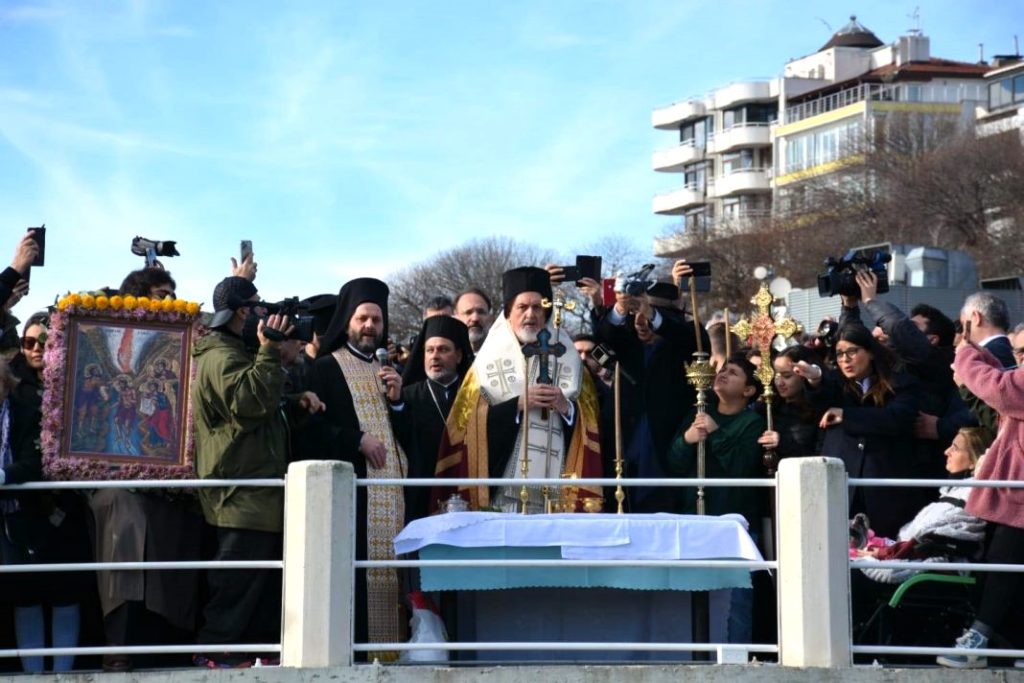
[1,313,91,672]
[757,345,824,459]
[797,323,924,538]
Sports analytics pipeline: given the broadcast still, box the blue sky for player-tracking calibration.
[2,0,1021,314]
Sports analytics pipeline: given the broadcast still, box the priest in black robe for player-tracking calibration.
[400,315,474,520]
[307,277,413,660]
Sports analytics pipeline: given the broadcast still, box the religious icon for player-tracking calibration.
[41,294,200,480]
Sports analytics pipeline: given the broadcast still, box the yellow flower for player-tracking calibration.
[122,295,137,309]
[149,299,162,312]
[173,299,188,313]
[185,302,201,316]
[68,293,82,306]
[136,297,150,309]
[160,298,174,312]
[109,295,123,310]
[80,293,96,309]
[57,299,69,312]
[95,296,110,310]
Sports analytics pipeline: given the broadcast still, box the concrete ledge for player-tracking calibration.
[18,664,1024,683]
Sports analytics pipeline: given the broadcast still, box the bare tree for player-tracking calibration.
[386,237,556,343]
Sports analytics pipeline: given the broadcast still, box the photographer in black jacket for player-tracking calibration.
[593,259,709,512]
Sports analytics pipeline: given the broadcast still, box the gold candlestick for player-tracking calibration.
[685,352,716,515]
[519,359,531,514]
[683,274,715,515]
[613,362,625,514]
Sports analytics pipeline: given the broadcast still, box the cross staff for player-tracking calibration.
[729,283,802,475]
[520,326,567,513]
[522,327,565,386]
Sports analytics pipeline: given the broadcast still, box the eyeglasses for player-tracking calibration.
[151,288,176,301]
[835,346,864,360]
[21,336,45,351]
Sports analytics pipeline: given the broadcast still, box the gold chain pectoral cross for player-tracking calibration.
[729,283,802,475]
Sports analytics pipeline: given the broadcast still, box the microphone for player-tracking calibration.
[375,347,391,396]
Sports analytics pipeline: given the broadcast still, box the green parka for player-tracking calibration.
[191,330,287,533]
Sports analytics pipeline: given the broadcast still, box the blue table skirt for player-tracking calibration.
[419,544,752,592]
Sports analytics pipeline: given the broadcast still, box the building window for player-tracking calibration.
[683,162,706,190]
[747,102,777,123]
[989,78,1015,110]
[684,208,711,234]
[679,116,711,147]
[722,150,754,174]
[1015,75,1024,103]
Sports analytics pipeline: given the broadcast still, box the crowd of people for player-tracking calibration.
[1,228,1023,670]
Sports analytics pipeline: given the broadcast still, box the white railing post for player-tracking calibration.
[281,460,355,668]
[776,457,851,668]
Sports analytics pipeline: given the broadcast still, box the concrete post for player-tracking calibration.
[281,460,355,668]
[776,457,851,668]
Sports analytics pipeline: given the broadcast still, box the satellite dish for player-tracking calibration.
[769,277,792,300]
[753,266,769,280]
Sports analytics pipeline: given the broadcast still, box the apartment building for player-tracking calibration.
[976,55,1024,140]
[652,16,989,256]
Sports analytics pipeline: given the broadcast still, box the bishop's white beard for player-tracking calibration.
[514,327,538,344]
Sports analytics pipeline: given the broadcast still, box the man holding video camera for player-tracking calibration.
[594,259,709,513]
[190,276,322,668]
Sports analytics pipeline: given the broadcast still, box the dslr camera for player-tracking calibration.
[131,236,180,268]
[259,297,315,343]
[816,249,891,298]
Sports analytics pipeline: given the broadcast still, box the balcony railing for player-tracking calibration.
[651,139,706,171]
[783,82,986,125]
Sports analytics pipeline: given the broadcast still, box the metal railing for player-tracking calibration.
[7,465,1023,670]
[847,476,1024,666]
[784,82,986,124]
[0,478,285,667]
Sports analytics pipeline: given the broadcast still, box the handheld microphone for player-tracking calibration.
[375,348,391,396]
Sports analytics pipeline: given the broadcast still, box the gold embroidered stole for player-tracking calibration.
[332,349,407,654]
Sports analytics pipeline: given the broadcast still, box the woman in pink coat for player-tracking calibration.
[937,340,1024,669]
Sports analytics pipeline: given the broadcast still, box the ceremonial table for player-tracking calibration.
[393,512,763,662]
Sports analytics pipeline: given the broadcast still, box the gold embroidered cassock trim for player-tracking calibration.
[332,349,407,657]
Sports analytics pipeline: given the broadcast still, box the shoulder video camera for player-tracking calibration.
[817,249,891,298]
[257,297,315,343]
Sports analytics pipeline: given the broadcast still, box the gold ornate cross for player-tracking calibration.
[542,295,576,329]
[729,283,802,474]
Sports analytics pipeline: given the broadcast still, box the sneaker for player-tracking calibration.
[936,628,988,669]
[1015,659,1024,669]
[192,653,254,669]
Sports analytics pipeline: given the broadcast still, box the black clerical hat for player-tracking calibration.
[402,315,475,385]
[319,278,389,355]
[501,267,552,318]
[300,293,338,337]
